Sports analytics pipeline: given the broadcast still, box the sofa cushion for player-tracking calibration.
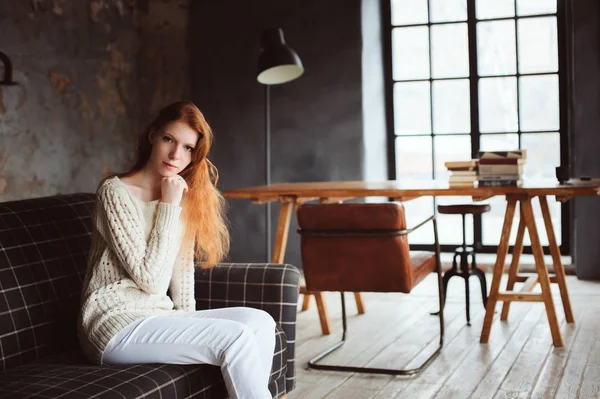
[0,329,288,398]
[0,194,95,371]
[0,350,226,398]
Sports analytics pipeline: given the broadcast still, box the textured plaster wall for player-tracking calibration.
[0,0,189,201]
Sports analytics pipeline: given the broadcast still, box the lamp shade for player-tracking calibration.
[257,28,304,85]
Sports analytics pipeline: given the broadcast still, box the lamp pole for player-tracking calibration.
[265,84,272,261]
[256,27,304,263]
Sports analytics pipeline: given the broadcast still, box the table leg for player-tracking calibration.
[481,196,517,344]
[271,198,294,263]
[539,195,574,323]
[521,198,563,347]
[501,206,525,321]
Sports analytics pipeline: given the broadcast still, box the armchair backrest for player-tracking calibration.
[297,202,418,293]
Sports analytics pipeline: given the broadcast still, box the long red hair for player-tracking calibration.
[103,101,230,268]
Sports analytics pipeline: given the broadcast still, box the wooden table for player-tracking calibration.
[224,180,600,346]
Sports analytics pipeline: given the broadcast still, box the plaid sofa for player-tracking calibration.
[0,194,300,398]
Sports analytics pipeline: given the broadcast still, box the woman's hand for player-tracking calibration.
[161,175,189,206]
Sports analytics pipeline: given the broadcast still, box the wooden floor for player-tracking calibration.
[290,275,600,399]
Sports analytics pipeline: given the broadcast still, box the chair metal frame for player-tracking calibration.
[298,214,445,376]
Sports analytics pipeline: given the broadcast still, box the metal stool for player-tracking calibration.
[436,204,490,326]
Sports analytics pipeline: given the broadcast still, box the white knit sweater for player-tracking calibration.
[77,176,195,364]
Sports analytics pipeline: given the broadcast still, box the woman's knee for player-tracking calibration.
[242,307,276,332]
[221,322,258,355]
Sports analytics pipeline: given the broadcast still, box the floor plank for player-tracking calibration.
[431,302,533,398]
[579,337,600,399]
[289,275,600,399]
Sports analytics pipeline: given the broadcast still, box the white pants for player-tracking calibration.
[101,307,276,399]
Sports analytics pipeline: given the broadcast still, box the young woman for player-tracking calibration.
[78,101,276,399]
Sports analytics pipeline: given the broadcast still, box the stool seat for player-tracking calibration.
[437,204,491,215]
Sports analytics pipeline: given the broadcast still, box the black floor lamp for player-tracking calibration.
[256,28,304,262]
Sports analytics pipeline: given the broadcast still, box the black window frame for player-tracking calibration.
[381,0,573,256]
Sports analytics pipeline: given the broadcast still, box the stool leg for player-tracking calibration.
[471,255,488,308]
[452,251,460,272]
[472,268,488,308]
[441,269,454,309]
[431,261,456,315]
[465,275,471,326]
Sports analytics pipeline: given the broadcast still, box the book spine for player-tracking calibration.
[479,165,523,175]
[478,158,523,165]
[478,180,522,187]
[478,175,522,181]
[478,150,527,159]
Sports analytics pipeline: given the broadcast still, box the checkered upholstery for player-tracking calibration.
[0,194,300,398]
[0,329,288,398]
[0,194,95,371]
[195,263,301,396]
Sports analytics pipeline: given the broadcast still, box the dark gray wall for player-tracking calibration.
[0,0,190,201]
[361,0,387,183]
[572,0,600,279]
[190,0,374,267]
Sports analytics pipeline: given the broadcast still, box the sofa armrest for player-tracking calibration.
[194,262,300,392]
[194,262,300,325]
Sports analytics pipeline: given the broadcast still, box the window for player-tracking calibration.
[385,0,568,254]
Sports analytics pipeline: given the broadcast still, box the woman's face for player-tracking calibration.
[149,121,199,177]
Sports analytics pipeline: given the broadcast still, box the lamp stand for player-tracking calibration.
[265,84,272,262]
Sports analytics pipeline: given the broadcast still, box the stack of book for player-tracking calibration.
[445,160,478,187]
[477,150,526,187]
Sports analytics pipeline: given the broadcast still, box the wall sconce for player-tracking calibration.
[0,51,17,86]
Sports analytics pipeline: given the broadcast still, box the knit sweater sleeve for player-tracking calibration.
[96,182,181,296]
[169,238,196,312]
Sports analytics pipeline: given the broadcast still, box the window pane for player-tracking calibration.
[482,195,560,246]
[396,138,434,244]
[530,196,561,246]
[482,127,562,245]
[433,79,470,134]
[479,77,518,133]
[395,136,432,180]
[433,135,472,179]
[391,0,429,26]
[431,23,469,79]
[394,81,431,135]
[482,195,512,245]
[521,132,560,180]
[519,74,559,132]
[517,0,556,16]
[476,0,515,20]
[518,17,558,74]
[429,0,467,23]
[437,197,474,245]
[479,133,519,152]
[393,26,430,80]
[404,197,434,243]
[477,20,517,76]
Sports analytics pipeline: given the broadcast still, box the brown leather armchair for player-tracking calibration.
[297,201,445,375]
